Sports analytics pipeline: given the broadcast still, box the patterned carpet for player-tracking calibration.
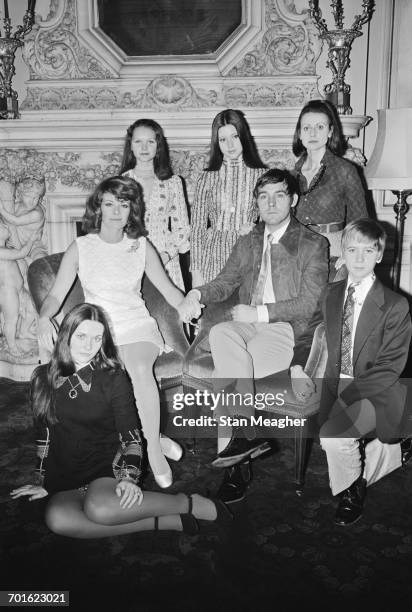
[1,378,412,612]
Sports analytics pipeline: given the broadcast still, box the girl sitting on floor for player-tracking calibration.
[11,303,230,538]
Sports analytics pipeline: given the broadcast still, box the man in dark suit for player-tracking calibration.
[291,218,412,525]
[179,168,329,496]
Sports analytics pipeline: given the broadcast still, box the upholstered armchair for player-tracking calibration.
[28,253,189,400]
[182,295,327,494]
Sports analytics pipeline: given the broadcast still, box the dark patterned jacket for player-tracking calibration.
[197,217,329,339]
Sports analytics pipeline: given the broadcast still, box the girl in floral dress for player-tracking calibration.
[121,118,190,290]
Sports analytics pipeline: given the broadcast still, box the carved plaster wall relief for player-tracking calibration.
[0,149,112,193]
[229,0,322,77]
[21,76,221,111]
[0,147,295,198]
[20,0,322,110]
[21,77,319,111]
[23,0,115,80]
[223,80,319,107]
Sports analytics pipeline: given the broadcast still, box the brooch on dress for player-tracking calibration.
[127,240,140,253]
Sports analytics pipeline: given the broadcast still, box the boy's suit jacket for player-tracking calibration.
[292,278,412,442]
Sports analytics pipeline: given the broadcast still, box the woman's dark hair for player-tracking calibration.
[292,99,346,157]
[119,118,173,180]
[31,303,122,424]
[207,109,266,171]
[82,175,148,239]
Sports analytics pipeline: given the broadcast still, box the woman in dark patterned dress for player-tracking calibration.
[11,303,230,538]
[293,99,368,272]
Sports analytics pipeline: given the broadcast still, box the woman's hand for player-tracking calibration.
[10,484,48,501]
[116,480,144,510]
[38,316,57,354]
[177,291,204,323]
[238,222,254,236]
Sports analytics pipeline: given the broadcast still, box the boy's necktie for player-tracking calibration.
[340,284,357,375]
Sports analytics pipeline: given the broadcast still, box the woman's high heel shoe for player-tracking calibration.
[153,464,173,489]
[180,494,200,535]
[159,435,183,462]
[184,493,233,529]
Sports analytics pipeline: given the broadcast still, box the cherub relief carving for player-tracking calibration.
[0,223,38,357]
[0,177,46,361]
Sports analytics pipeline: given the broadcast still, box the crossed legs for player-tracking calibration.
[45,477,217,539]
[209,321,294,451]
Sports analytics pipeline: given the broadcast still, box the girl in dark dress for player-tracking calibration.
[11,303,230,538]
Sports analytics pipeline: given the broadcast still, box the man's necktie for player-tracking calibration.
[340,284,357,376]
[251,233,273,306]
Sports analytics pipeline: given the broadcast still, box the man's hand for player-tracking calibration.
[231,305,258,323]
[116,480,144,510]
[290,365,316,402]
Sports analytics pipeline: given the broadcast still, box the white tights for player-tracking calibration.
[117,342,169,477]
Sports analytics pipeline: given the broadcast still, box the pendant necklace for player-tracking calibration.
[67,378,81,399]
[67,371,92,399]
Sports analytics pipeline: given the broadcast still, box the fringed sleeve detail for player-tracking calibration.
[34,426,49,486]
[112,428,143,484]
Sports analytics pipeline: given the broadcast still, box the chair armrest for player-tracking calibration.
[303,323,327,379]
[256,323,327,417]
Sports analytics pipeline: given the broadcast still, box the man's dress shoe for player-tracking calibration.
[216,463,252,504]
[211,437,270,468]
[334,477,366,526]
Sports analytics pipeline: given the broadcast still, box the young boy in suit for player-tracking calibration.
[290,218,412,525]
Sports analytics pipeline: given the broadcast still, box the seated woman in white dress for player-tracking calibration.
[37,176,186,489]
[12,303,230,538]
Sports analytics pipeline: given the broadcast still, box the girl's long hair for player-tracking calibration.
[120,118,173,180]
[207,109,266,171]
[31,303,121,424]
[81,175,148,239]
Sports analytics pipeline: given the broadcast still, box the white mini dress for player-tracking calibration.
[76,233,165,350]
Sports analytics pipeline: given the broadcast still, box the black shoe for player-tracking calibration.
[216,462,252,504]
[334,477,366,526]
[180,494,200,535]
[211,437,270,468]
[401,438,412,466]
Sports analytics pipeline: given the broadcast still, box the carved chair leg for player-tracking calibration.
[294,415,316,496]
[181,383,199,455]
